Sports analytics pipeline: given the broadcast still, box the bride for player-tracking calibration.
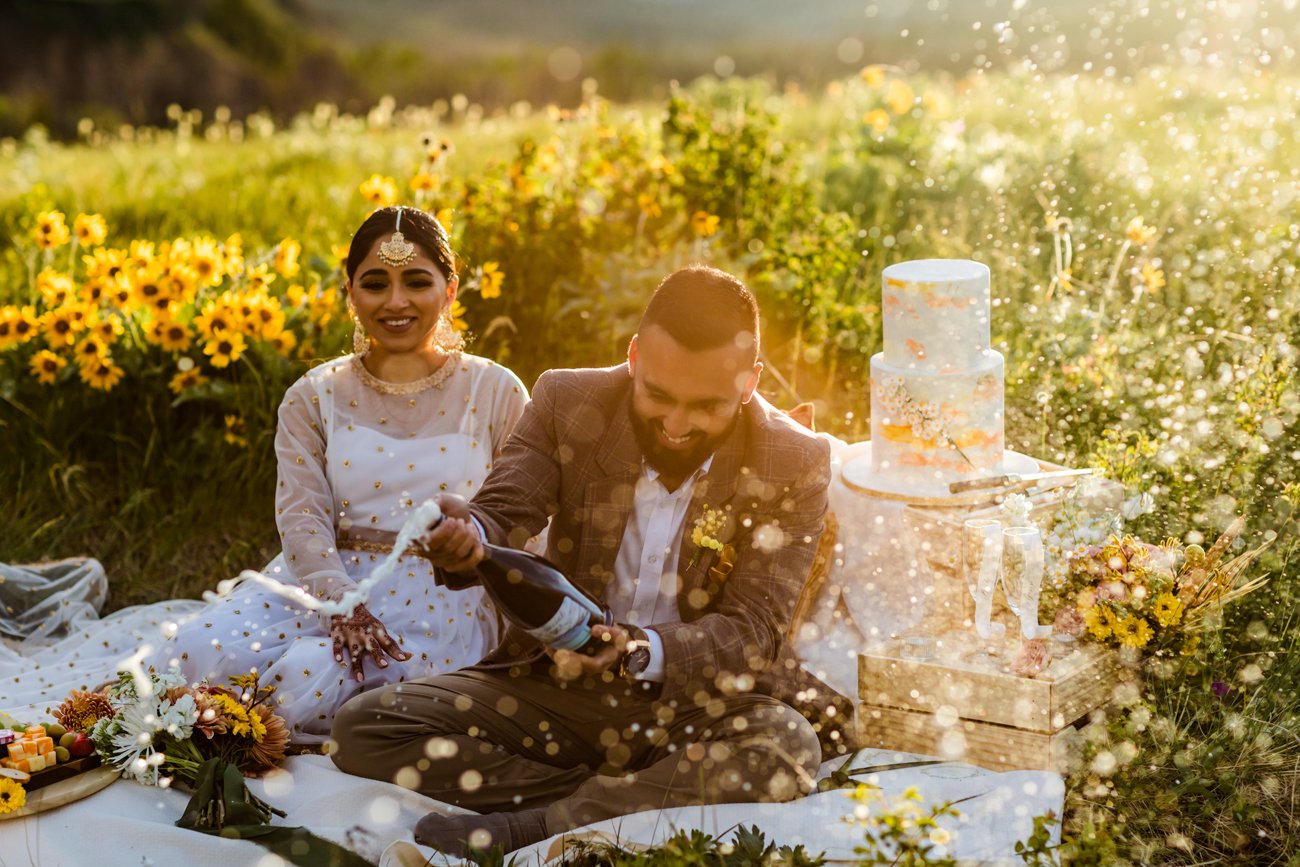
[2,206,528,743]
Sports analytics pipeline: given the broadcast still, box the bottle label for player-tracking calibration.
[528,597,592,649]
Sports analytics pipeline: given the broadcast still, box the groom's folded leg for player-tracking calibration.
[330,669,593,812]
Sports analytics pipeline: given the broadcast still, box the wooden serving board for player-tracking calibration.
[25,754,103,792]
[0,765,118,821]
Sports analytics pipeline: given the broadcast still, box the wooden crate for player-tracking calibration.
[857,633,1124,771]
[857,705,1081,772]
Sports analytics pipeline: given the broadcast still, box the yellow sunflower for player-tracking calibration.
[637,192,662,218]
[33,210,71,249]
[250,297,286,340]
[184,237,222,287]
[1153,592,1185,628]
[273,239,301,278]
[0,306,38,350]
[0,777,26,814]
[479,262,504,299]
[1126,216,1158,246]
[863,109,891,134]
[203,331,247,368]
[30,349,68,385]
[691,210,720,238]
[128,239,156,270]
[79,276,111,306]
[886,79,915,115]
[90,314,125,343]
[83,246,127,284]
[245,264,276,293]
[223,233,245,276]
[359,174,398,206]
[11,306,39,344]
[449,299,468,333]
[42,306,85,347]
[306,285,340,328]
[73,213,107,247]
[163,265,198,307]
[1115,615,1154,649]
[409,172,438,195]
[1083,603,1112,640]
[74,334,110,366]
[269,329,298,356]
[78,356,125,391]
[195,301,243,340]
[223,414,248,447]
[37,269,75,307]
[133,267,170,310]
[168,367,209,395]
[105,274,134,308]
[153,318,193,352]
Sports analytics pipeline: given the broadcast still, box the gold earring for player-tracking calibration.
[352,317,369,354]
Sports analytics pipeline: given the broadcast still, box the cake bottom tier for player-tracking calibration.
[869,351,1005,490]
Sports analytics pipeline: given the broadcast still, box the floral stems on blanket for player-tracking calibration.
[177,757,285,831]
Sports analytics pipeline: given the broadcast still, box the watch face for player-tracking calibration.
[623,641,651,677]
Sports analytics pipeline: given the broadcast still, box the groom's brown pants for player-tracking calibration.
[330,664,823,832]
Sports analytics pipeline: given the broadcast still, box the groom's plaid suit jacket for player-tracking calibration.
[461,363,838,715]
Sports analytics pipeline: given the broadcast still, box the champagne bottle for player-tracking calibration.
[424,505,613,653]
[473,544,614,653]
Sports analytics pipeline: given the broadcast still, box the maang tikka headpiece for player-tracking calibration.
[377,206,417,268]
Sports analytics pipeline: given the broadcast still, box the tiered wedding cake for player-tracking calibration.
[853,258,1033,498]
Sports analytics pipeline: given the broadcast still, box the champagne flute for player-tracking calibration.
[1001,526,1046,640]
[962,518,1005,656]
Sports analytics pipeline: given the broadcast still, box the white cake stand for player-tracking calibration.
[840,442,1042,506]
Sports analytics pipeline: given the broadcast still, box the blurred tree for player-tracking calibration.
[0,0,350,137]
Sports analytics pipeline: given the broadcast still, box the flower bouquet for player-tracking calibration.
[1057,516,1271,654]
[73,668,290,829]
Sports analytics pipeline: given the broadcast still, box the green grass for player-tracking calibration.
[2,62,1299,863]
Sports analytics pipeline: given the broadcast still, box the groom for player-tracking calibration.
[331,264,840,854]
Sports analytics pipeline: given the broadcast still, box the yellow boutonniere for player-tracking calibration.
[688,504,727,569]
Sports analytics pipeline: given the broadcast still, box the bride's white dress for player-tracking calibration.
[1,352,527,742]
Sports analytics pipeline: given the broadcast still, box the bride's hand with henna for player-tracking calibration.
[329,603,412,682]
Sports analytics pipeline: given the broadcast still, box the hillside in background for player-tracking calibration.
[2,0,1297,138]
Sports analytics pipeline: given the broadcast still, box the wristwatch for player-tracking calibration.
[618,625,652,680]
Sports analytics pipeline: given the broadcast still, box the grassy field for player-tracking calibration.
[2,61,1298,863]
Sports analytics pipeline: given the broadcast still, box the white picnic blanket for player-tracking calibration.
[0,441,1066,865]
[0,751,1062,866]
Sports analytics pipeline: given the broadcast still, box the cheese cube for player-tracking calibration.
[24,725,45,738]
[6,743,24,761]
[35,736,54,754]
[15,754,46,773]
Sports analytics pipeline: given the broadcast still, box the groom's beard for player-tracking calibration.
[628,397,741,480]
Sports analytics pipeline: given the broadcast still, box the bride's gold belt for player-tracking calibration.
[336,529,422,558]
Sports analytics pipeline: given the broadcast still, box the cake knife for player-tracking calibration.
[948,467,1096,494]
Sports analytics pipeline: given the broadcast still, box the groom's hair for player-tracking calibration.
[639,264,760,361]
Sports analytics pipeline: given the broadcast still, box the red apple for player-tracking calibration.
[67,733,96,759]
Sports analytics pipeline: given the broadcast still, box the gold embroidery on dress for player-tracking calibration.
[350,350,460,395]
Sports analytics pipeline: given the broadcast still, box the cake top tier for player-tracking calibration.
[881,258,991,372]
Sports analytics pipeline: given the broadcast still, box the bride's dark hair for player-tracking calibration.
[345,207,457,281]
